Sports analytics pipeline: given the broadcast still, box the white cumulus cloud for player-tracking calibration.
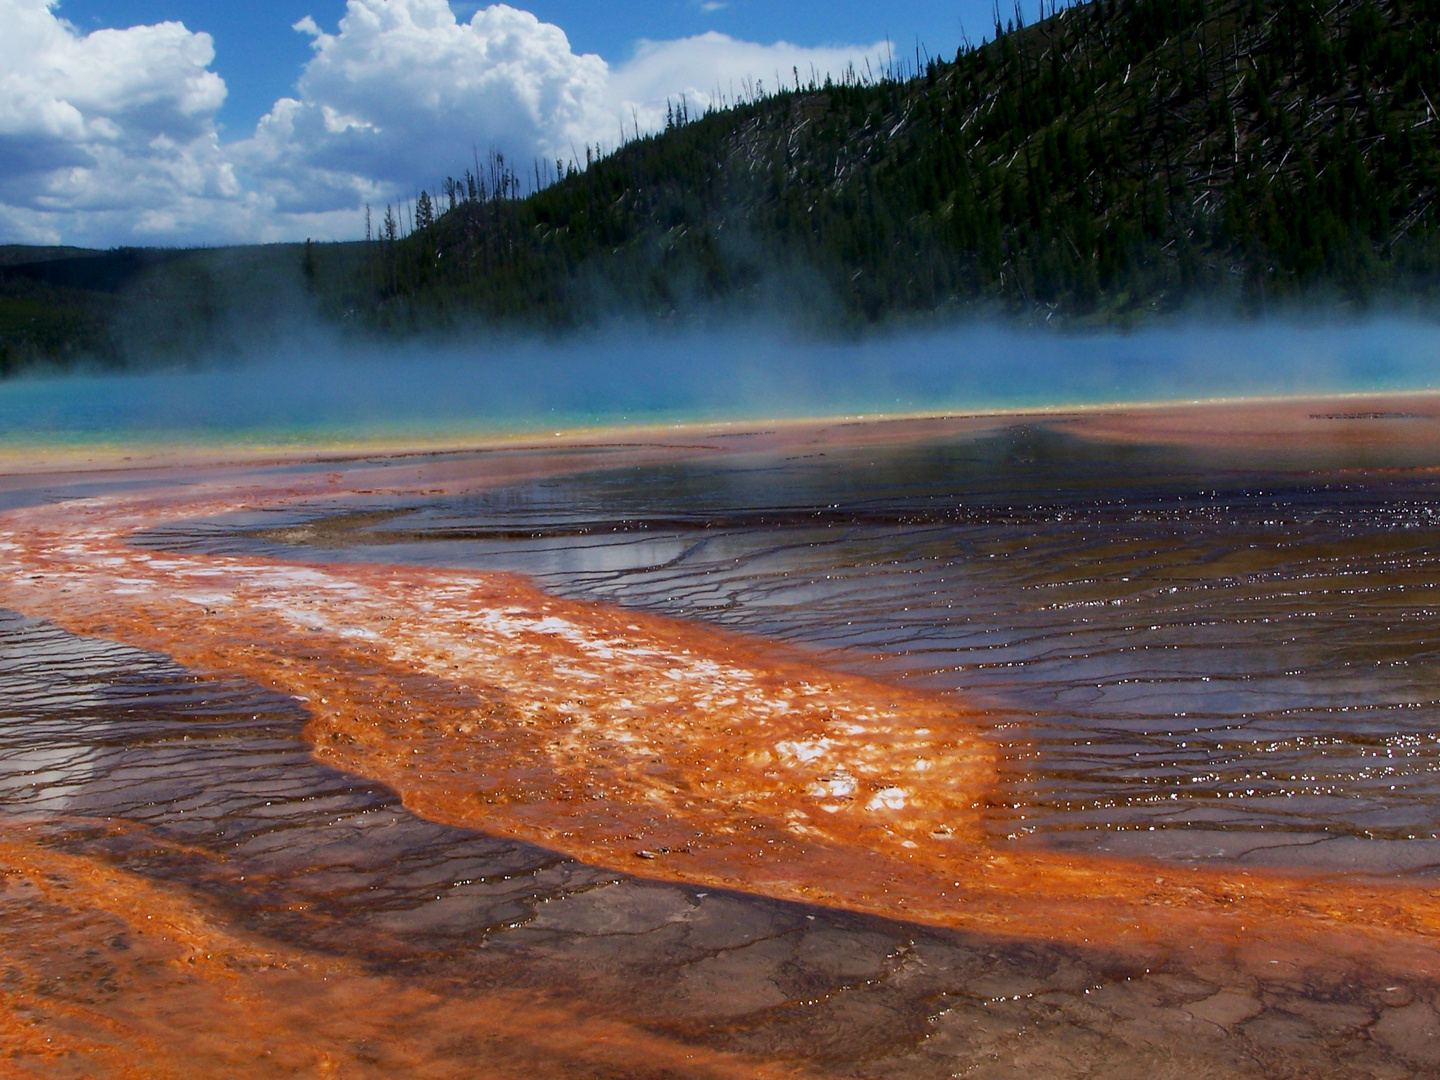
[236,0,611,216]
[0,0,892,246]
[0,0,245,244]
[239,1,889,222]
[609,31,889,133]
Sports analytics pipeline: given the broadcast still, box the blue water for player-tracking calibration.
[2,319,1438,445]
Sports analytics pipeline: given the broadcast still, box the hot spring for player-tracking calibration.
[4,324,1440,1077]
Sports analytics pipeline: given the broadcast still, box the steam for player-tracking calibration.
[2,319,1439,447]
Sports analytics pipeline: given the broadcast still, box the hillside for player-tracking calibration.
[0,243,366,375]
[371,0,1440,328]
[4,0,1439,373]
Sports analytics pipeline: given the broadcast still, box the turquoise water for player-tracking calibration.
[2,319,1438,445]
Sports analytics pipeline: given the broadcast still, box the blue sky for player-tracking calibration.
[5,0,1031,246]
[54,1,1000,134]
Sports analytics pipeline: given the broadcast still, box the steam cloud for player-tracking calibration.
[2,320,1437,444]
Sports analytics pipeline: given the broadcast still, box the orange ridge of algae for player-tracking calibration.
[1,473,1438,983]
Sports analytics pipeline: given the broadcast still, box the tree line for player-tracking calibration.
[6,0,1439,373]
[353,0,1440,329]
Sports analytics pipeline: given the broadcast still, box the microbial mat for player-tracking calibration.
[4,397,1440,1077]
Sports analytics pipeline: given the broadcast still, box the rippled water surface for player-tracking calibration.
[212,425,1440,875]
[7,413,1440,1076]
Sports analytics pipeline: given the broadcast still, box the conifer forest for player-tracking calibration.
[4,0,1439,370]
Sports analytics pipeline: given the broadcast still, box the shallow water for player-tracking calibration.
[213,426,1440,874]
[3,605,1438,1079]
[6,412,1440,1076]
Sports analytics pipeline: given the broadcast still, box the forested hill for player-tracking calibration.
[4,0,1440,373]
[373,0,1440,328]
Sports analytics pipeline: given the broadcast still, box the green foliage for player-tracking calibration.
[0,243,370,374]
[369,0,1440,327]
[0,286,113,375]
